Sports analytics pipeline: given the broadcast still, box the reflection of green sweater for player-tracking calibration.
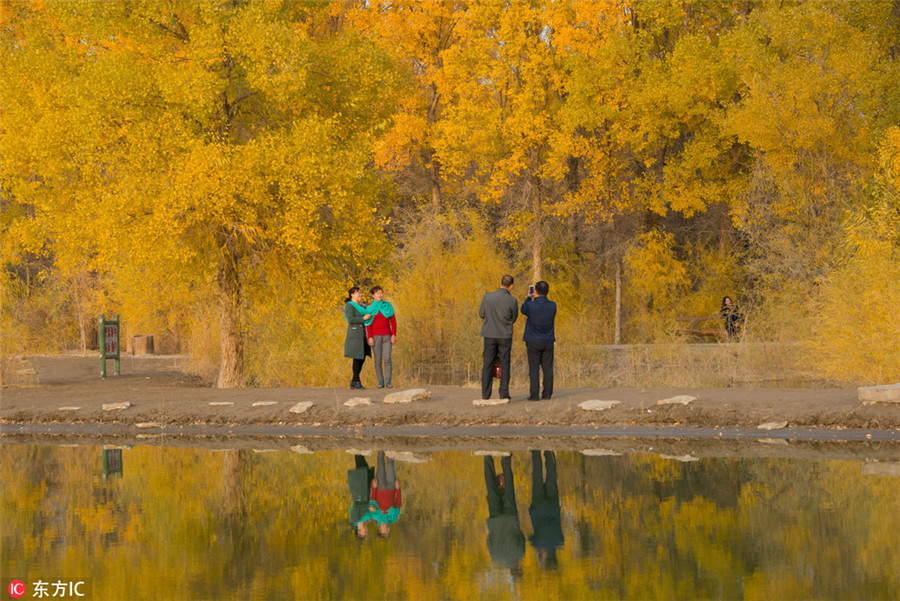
[348,465,374,524]
[350,501,400,526]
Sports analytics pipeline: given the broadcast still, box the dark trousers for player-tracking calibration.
[484,455,517,517]
[530,450,558,506]
[526,341,554,399]
[351,358,365,383]
[481,337,512,399]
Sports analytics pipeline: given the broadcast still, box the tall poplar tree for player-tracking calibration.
[2,1,398,386]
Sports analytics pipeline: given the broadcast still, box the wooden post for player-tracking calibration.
[131,335,155,355]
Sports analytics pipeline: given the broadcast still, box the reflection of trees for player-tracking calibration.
[220,449,253,593]
[2,447,898,600]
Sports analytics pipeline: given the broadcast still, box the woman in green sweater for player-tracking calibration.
[344,287,372,389]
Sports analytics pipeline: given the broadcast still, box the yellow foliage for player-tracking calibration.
[623,230,690,339]
[805,128,900,383]
[387,210,511,384]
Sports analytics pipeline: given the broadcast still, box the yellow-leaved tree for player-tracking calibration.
[386,210,510,384]
[433,0,572,283]
[345,0,466,214]
[1,1,400,386]
[806,127,900,383]
[721,0,897,338]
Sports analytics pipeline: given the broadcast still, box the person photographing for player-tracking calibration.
[521,280,556,401]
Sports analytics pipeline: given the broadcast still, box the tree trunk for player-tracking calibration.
[431,162,441,214]
[614,258,622,345]
[531,227,543,284]
[530,168,544,284]
[428,83,442,214]
[216,228,244,388]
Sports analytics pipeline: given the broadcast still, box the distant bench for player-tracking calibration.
[672,315,728,342]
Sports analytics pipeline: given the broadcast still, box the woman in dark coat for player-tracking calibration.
[344,287,372,389]
[720,296,744,341]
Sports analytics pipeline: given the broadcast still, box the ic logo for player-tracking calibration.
[7,581,25,598]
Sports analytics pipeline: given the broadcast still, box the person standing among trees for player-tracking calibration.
[365,286,397,388]
[479,274,518,401]
[720,296,744,341]
[344,286,372,389]
[521,280,557,401]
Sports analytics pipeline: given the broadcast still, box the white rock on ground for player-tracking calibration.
[252,401,278,407]
[473,398,509,406]
[383,388,431,404]
[656,395,696,406]
[579,400,621,411]
[344,397,371,407]
[757,421,788,431]
[858,382,900,403]
[102,402,131,411]
[289,402,313,414]
[209,401,234,406]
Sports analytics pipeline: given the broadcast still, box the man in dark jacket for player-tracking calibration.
[521,280,557,400]
[479,274,518,400]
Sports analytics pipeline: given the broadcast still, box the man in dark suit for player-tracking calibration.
[479,274,518,400]
[521,280,556,400]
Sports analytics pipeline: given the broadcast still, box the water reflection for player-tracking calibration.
[529,450,563,571]
[348,451,401,539]
[483,454,525,575]
[1,444,898,601]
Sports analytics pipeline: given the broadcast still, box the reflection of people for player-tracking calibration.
[348,454,375,538]
[521,281,557,401]
[479,275,518,401]
[529,450,563,569]
[484,455,525,575]
[370,451,402,537]
[344,287,372,389]
[365,286,397,389]
[720,296,744,341]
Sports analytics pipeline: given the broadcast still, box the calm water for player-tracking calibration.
[2,444,898,601]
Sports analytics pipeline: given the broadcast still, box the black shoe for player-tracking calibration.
[527,397,540,401]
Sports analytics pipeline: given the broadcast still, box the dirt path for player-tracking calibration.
[2,355,898,439]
